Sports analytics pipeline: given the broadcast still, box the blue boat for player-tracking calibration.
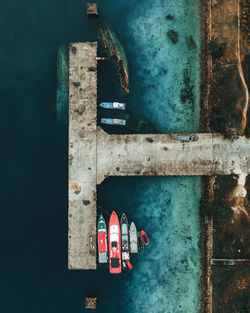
[99,102,126,110]
[101,118,126,126]
[174,135,198,141]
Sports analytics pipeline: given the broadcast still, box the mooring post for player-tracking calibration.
[86,3,99,18]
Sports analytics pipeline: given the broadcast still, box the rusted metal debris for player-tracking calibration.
[85,297,97,309]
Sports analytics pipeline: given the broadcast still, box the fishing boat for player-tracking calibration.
[101,118,126,126]
[141,230,149,245]
[97,214,108,263]
[121,213,130,268]
[174,135,198,142]
[109,211,122,274]
[99,102,126,110]
[104,111,158,133]
[129,222,138,253]
[138,231,144,250]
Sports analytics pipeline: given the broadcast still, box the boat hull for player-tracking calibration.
[129,222,138,253]
[98,23,129,95]
[101,118,126,126]
[98,214,108,263]
[100,102,126,110]
[121,213,130,262]
[109,211,122,274]
[141,230,149,245]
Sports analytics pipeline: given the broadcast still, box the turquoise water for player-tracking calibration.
[97,1,202,312]
[0,0,201,312]
[98,0,200,133]
[98,177,201,313]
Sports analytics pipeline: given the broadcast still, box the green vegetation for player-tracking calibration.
[208,40,227,60]
[204,198,231,225]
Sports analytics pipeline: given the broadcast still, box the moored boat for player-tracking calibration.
[101,118,126,126]
[121,213,130,266]
[126,260,133,270]
[109,112,158,133]
[174,135,198,142]
[109,211,122,274]
[141,230,149,245]
[138,231,144,250]
[100,102,126,110]
[129,222,138,253]
[97,214,108,263]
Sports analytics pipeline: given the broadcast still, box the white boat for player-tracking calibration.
[100,102,126,110]
[129,222,138,253]
[101,118,126,126]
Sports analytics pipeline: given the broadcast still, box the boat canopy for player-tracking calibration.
[121,224,128,233]
[110,233,119,242]
[113,102,125,108]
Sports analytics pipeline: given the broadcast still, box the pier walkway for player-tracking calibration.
[68,42,250,269]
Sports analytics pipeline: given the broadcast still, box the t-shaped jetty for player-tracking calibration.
[68,42,250,270]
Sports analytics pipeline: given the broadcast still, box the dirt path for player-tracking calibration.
[237,0,249,133]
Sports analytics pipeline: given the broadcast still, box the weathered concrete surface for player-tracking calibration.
[213,135,249,175]
[97,129,250,184]
[68,42,250,270]
[68,42,97,270]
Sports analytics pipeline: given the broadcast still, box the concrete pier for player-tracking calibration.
[68,42,97,269]
[97,131,250,183]
[68,42,250,270]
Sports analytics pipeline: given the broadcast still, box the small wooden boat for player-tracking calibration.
[141,230,149,245]
[101,118,126,126]
[126,260,133,270]
[100,102,126,110]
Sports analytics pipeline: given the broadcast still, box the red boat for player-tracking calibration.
[141,230,149,245]
[109,211,122,274]
[126,260,133,270]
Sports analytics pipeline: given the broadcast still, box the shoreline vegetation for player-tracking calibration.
[199,1,249,313]
[200,0,249,138]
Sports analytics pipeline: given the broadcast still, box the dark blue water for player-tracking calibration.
[1,1,201,312]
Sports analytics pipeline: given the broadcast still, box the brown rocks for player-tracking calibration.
[167,30,178,44]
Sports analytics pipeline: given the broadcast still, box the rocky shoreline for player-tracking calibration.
[199,0,214,312]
